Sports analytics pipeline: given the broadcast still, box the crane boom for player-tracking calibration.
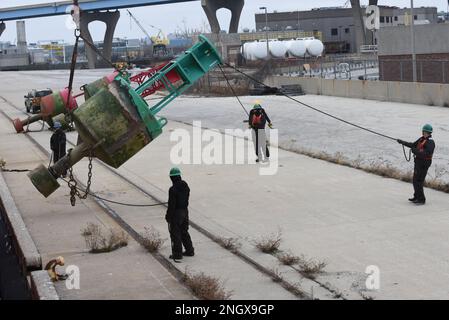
[127,9,152,41]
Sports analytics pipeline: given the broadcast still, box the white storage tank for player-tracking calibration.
[287,39,307,57]
[241,42,254,60]
[307,39,324,57]
[269,39,287,58]
[242,38,323,60]
[252,40,269,60]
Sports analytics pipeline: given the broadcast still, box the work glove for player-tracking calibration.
[268,123,273,129]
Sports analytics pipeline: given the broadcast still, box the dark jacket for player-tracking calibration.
[402,136,435,164]
[166,178,190,222]
[50,129,66,156]
[249,108,271,129]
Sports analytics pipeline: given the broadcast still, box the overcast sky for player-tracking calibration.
[0,0,447,43]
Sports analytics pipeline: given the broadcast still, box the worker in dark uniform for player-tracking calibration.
[166,167,194,261]
[397,124,435,205]
[50,121,67,177]
[248,103,273,163]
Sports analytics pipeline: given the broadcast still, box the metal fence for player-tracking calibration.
[274,59,380,81]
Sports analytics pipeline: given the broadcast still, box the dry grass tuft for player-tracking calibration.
[254,230,282,254]
[81,222,128,253]
[182,269,232,300]
[140,226,166,253]
[269,267,284,283]
[297,255,327,279]
[217,237,242,253]
[284,282,305,298]
[277,252,300,266]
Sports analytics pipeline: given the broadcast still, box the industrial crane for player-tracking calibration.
[127,9,170,56]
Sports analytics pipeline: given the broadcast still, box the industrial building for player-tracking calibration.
[0,19,193,69]
[378,23,449,83]
[255,6,438,54]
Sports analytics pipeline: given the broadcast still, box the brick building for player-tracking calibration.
[378,23,449,83]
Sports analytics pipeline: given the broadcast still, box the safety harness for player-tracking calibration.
[417,138,433,160]
[252,112,264,127]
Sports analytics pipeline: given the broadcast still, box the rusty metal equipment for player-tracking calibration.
[12,72,118,133]
[28,35,222,198]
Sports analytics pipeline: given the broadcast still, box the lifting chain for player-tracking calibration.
[67,149,94,206]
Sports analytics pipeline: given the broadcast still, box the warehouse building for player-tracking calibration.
[255,6,438,54]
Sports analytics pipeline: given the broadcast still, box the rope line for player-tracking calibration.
[218,64,249,116]
[223,62,398,142]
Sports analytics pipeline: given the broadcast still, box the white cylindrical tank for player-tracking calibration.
[252,41,269,60]
[241,42,251,60]
[306,39,324,56]
[269,40,287,58]
[242,42,257,61]
[287,39,307,57]
[243,38,323,60]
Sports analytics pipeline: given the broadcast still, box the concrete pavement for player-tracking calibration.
[1,70,449,299]
[0,104,193,300]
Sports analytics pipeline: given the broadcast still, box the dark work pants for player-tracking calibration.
[413,161,431,201]
[53,151,65,164]
[168,210,194,258]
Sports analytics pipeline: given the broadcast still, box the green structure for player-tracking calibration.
[29,35,222,198]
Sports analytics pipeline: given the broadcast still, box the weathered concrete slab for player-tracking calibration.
[30,270,59,300]
[0,171,42,272]
[0,105,194,300]
[1,70,449,300]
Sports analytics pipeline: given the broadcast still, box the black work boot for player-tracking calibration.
[408,197,416,202]
[413,199,426,205]
[183,250,195,257]
[169,255,183,262]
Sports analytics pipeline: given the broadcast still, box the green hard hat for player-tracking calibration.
[253,104,262,109]
[422,124,433,133]
[169,167,181,177]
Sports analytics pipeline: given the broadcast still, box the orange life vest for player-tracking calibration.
[252,113,263,126]
[417,138,433,160]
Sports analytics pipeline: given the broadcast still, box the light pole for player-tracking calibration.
[260,6,269,59]
[411,0,417,82]
[297,9,300,38]
[338,26,342,54]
